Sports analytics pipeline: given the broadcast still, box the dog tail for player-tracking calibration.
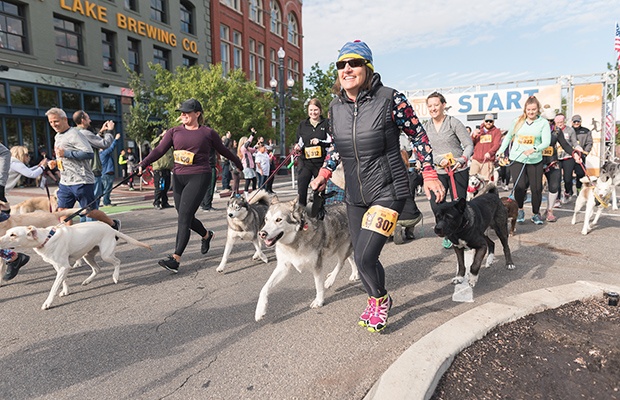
[248,189,272,206]
[114,230,152,250]
[478,182,498,196]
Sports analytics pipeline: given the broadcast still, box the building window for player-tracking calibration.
[150,0,167,24]
[61,91,80,110]
[84,94,101,112]
[9,84,34,106]
[180,1,194,35]
[270,48,276,80]
[248,39,256,82]
[182,55,197,67]
[153,46,170,70]
[37,88,59,108]
[127,37,141,73]
[103,97,118,113]
[293,60,300,82]
[287,12,299,46]
[220,0,240,12]
[102,29,116,72]
[220,24,230,76]
[0,1,27,53]
[0,82,6,104]
[54,15,83,65]
[124,0,137,11]
[233,31,242,70]
[257,42,265,88]
[249,0,263,25]
[270,1,282,36]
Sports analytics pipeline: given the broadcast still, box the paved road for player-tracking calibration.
[1,182,619,399]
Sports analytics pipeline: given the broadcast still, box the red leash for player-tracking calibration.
[246,152,295,202]
[446,165,459,200]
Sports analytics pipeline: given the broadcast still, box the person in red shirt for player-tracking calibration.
[469,114,502,182]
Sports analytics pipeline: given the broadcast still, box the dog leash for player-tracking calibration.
[246,152,295,203]
[62,172,138,222]
[44,180,53,213]
[445,164,459,200]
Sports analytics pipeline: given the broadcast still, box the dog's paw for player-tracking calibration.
[255,301,267,321]
[309,298,324,309]
[59,289,70,297]
[452,276,464,285]
[41,301,52,310]
[468,274,478,287]
[506,263,516,270]
[324,272,336,289]
[349,271,360,282]
[216,264,225,273]
[485,253,495,268]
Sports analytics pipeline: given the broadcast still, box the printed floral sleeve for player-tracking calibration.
[393,91,434,171]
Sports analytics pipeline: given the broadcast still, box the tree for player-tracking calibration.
[125,63,273,148]
[304,62,338,113]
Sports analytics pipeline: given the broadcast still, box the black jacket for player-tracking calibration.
[295,117,330,169]
[329,74,409,206]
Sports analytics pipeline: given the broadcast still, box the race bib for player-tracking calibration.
[173,150,195,165]
[479,134,492,144]
[361,205,399,237]
[304,146,322,159]
[542,146,554,157]
[440,152,455,167]
[518,135,535,145]
[56,159,64,171]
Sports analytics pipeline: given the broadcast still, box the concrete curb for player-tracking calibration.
[364,280,620,400]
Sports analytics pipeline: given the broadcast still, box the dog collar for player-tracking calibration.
[37,227,57,248]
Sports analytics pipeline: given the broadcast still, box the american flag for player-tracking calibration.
[615,23,620,64]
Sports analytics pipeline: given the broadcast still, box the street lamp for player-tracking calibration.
[270,47,294,159]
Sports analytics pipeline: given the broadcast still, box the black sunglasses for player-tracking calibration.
[484,120,494,123]
[336,59,368,70]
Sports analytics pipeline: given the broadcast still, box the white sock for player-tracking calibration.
[548,192,558,211]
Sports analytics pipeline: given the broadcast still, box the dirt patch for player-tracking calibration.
[431,297,620,399]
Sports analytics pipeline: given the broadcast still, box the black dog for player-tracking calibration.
[433,185,515,287]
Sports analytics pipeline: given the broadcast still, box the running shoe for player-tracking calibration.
[4,253,30,281]
[442,237,453,249]
[366,294,393,333]
[517,209,525,223]
[561,193,571,204]
[158,255,179,273]
[545,212,557,222]
[358,297,374,327]
[201,230,214,254]
[531,214,544,225]
[553,199,562,208]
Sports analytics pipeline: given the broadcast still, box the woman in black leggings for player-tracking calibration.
[139,99,243,272]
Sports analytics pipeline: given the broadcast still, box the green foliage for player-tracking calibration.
[124,63,273,146]
[303,62,338,114]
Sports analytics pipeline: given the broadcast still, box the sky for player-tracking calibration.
[302,0,620,92]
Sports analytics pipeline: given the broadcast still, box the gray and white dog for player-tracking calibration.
[599,160,620,210]
[255,196,358,321]
[216,190,272,273]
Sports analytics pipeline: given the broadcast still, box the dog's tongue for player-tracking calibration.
[264,238,276,248]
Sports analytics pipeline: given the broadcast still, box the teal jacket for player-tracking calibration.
[498,115,551,165]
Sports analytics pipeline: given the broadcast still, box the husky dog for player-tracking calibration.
[255,197,358,321]
[216,190,272,273]
[571,177,614,235]
[599,160,620,210]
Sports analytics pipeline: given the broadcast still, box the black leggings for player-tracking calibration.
[297,162,322,206]
[510,161,543,215]
[347,199,406,298]
[560,158,576,196]
[172,173,210,256]
[544,166,561,195]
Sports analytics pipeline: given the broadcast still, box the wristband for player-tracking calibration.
[318,168,332,181]
[422,169,439,181]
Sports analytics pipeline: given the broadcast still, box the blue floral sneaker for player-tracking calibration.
[516,209,525,223]
[531,214,544,225]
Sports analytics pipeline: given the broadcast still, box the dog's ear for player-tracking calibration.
[270,196,280,205]
[26,226,38,240]
[290,195,300,206]
[456,198,467,213]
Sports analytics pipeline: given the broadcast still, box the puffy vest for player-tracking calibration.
[329,81,410,206]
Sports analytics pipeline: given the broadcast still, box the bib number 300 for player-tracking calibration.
[361,205,399,237]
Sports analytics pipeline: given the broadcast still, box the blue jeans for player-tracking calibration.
[93,175,102,209]
[101,174,115,206]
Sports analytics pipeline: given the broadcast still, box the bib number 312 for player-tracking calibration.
[361,205,399,237]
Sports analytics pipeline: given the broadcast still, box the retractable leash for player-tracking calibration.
[246,152,295,203]
[62,171,139,222]
[572,150,609,207]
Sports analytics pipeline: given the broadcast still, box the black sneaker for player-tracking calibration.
[112,219,121,231]
[4,253,30,281]
[201,231,214,254]
[158,255,179,273]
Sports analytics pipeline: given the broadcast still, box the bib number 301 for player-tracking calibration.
[361,205,399,237]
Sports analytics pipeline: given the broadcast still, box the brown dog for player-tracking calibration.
[501,197,518,236]
[10,195,58,214]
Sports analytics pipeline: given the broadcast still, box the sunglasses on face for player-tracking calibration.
[336,59,368,70]
[573,121,581,123]
[485,120,493,123]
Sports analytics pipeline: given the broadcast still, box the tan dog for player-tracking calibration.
[0,208,82,285]
[11,195,58,214]
[0,222,151,310]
